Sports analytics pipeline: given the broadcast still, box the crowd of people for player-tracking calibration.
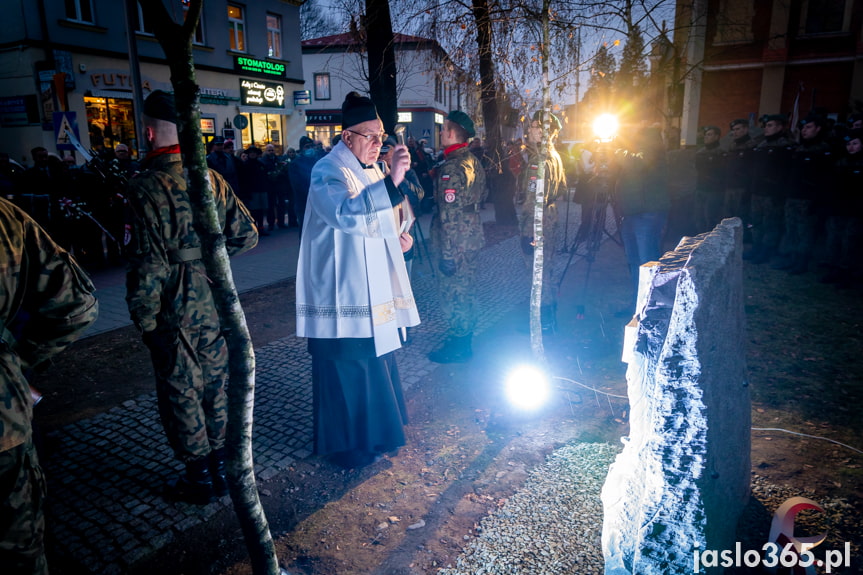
[693,112,863,285]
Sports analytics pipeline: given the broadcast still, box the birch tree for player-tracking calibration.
[136,1,280,573]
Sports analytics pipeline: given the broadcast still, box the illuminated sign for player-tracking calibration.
[397,111,413,123]
[200,118,215,134]
[234,56,286,78]
[434,113,444,125]
[294,90,311,106]
[240,79,285,109]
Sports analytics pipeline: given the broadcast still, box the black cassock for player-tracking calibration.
[308,337,408,459]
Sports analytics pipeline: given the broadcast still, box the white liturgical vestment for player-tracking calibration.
[295,141,420,356]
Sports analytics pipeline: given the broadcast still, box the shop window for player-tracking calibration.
[84,96,138,156]
[267,13,282,59]
[183,4,206,45]
[801,0,849,34]
[228,4,245,52]
[314,73,331,101]
[65,0,94,23]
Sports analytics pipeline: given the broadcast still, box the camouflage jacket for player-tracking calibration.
[431,145,487,259]
[0,198,98,452]
[515,145,567,236]
[125,153,258,333]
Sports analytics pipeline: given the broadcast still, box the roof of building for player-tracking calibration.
[302,32,433,48]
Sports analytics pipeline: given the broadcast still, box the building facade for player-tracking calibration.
[674,0,863,146]
[300,32,472,150]
[0,0,305,164]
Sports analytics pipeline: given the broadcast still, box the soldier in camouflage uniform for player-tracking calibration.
[513,111,567,333]
[125,91,258,505]
[1,197,98,574]
[748,115,793,264]
[428,110,487,363]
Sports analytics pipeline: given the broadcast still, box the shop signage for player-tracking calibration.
[306,112,341,125]
[200,118,216,134]
[234,56,286,79]
[294,90,311,106]
[239,79,285,109]
[0,95,40,127]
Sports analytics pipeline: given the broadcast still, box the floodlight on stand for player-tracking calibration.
[592,114,619,142]
[505,365,551,411]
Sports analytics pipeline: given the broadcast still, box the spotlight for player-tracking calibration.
[592,113,619,142]
[505,365,551,411]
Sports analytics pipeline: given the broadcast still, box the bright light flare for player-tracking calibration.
[505,365,551,411]
[592,114,619,141]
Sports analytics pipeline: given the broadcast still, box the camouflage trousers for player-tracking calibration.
[0,440,48,575]
[823,215,863,271]
[518,203,559,306]
[783,198,818,260]
[434,249,479,338]
[749,194,784,253]
[147,323,229,463]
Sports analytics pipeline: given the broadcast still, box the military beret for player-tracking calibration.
[703,125,721,135]
[299,135,314,148]
[143,90,177,124]
[762,114,787,125]
[729,118,748,129]
[845,128,863,143]
[532,110,562,132]
[380,136,397,153]
[212,136,225,144]
[341,91,380,129]
[446,110,475,138]
[801,114,824,127]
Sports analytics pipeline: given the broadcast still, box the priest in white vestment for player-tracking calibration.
[295,92,419,468]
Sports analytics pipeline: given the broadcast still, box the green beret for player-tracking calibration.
[446,110,475,138]
[762,114,787,125]
[532,110,562,132]
[143,90,177,124]
[729,118,748,129]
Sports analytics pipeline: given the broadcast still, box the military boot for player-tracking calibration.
[428,334,473,364]
[540,304,557,334]
[209,447,229,498]
[165,457,216,505]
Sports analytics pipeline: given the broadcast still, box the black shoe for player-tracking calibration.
[771,257,793,270]
[209,448,228,498]
[164,458,216,505]
[428,335,473,363]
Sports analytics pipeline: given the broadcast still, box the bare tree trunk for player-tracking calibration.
[471,0,502,166]
[365,0,398,134]
[529,0,552,362]
[139,1,279,573]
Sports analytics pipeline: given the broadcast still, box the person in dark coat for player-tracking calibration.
[287,136,320,240]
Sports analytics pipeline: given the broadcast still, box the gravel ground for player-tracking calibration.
[438,442,620,575]
[437,444,862,575]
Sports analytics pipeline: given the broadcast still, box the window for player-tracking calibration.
[713,0,754,44]
[183,5,206,45]
[228,4,245,52]
[314,73,330,101]
[267,13,282,59]
[802,0,849,34]
[65,0,94,23]
[134,4,153,34]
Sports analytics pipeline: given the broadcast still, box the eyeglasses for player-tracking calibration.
[345,129,387,144]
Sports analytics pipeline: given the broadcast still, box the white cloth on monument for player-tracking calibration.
[295,140,420,356]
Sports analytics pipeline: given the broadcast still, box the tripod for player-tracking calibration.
[557,144,622,318]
